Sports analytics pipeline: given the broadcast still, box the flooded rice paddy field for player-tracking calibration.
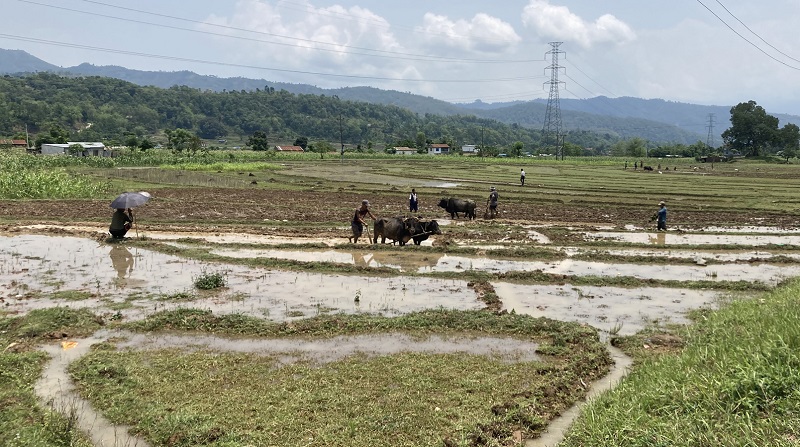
[2,221,796,334]
[5,220,797,447]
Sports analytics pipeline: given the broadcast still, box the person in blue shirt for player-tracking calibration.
[656,201,667,231]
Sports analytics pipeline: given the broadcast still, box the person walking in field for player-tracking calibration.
[520,169,526,186]
[487,186,499,219]
[655,201,667,231]
[350,200,376,243]
[409,188,419,212]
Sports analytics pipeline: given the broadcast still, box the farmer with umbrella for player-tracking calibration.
[109,192,150,239]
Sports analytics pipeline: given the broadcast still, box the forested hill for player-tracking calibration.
[0,49,710,144]
[0,73,623,151]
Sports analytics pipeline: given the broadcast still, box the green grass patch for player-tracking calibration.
[0,307,104,342]
[49,290,97,301]
[160,161,281,172]
[561,280,800,447]
[0,312,97,447]
[76,309,610,446]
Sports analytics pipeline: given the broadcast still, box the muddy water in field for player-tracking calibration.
[494,282,725,336]
[111,330,541,363]
[566,246,800,262]
[0,235,478,319]
[209,248,795,284]
[36,335,150,447]
[584,231,800,246]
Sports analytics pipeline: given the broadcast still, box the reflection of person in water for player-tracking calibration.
[110,245,134,278]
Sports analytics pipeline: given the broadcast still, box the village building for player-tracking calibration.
[40,142,110,157]
[427,143,450,155]
[0,139,28,149]
[274,145,304,152]
[393,146,417,156]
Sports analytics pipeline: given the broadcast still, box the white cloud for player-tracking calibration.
[521,0,635,48]
[201,0,405,82]
[418,12,521,53]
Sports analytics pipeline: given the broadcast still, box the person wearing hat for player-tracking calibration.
[487,186,499,219]
[656,201,667,231]
[350,199,376,243]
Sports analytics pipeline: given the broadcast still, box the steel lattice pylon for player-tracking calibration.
[542,42,565,160]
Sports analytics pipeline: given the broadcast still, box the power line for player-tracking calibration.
[0,33,545,84]
[23,0,544,65]
[713,0,800,64]
[562,59,617,97]
[696,0,800,71]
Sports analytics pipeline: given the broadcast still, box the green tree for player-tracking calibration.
[721,101,779,157]
[166,128,201,155]
[415,131,427,150]
[34,125,70,149]
[198,117,226,139]
[778,123,800,161]
[510,141,524,157]
[67,143,84,156]
[246,131,270,151]
[139,138,155,151]
[294,136,309,150]
[124,134,139,149]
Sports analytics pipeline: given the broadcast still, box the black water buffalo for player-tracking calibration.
[373,217,414,245]
[438,198,476,219]
[407,218,442,245]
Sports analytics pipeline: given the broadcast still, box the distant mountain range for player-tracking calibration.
[3,48,799,145]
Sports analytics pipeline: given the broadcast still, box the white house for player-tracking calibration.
[461,144,477,154]
[393,146,417,156]
[427,143,450,155]
[41,142,109,157]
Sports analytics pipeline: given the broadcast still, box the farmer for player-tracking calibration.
[350,199,376,243]
[409,188,419,213]
[487,186,499,219]
[520,168,526,186]
[655,201,667,231]
[109,208,134,239]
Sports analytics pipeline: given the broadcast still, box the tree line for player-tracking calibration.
[0,73,621,154]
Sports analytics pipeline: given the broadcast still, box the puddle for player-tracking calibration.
[691,226,800,234]
[210,248,446,272]
[0,235,479,319]
[584,231,800,246]
[205,248,794,284]
[112,331,541,364]
[427,182,460,188]
[494,282,724,336]
[35,333,150,447]
[567,247,800,263]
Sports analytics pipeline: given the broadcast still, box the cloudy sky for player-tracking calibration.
[4,0,800,114]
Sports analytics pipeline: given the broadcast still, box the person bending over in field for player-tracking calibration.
[109,208,133,239]
[350,200,376,243]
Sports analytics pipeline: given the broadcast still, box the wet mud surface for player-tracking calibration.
[3,208,795,446]
[1,235,478,321]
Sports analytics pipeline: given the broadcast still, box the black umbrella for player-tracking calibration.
[110,191,151,209]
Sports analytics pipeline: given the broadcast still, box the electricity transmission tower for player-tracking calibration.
[542,42,565,160]
[705,113,716,154]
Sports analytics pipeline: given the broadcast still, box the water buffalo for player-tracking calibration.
[373,217,414,245]
[408,218,442,245]
[438,198,476,219]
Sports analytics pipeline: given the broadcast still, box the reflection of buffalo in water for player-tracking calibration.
[438,198,476,219]
[351,251,445,272]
